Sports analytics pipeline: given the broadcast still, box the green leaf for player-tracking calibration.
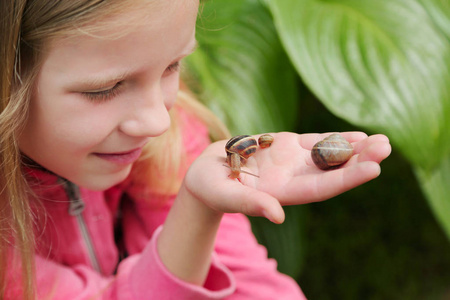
[267,0,450,238]
[250,205,306,279]
[183,0,299,134]
[415,155,450,239]
[267,0,450,170]
[417,0,450,41]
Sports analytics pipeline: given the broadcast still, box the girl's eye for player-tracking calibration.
[165,61,181,74]
[81,82,122,102]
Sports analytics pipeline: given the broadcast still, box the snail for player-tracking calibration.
[258,134,274,148]
[224,134,274,179]
[225,135,259,179]
[311,133,353,170]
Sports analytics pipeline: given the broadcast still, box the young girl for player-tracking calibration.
[1,0,391,299]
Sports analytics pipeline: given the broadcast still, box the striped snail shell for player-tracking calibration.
[258,134,274,149]
[225,135,258,179]
[311,133,353,170]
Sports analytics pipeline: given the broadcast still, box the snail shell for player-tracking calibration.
[258,134,274,148]
[225,135,258,160]
[311,133,353,170]
[225,135,258,178]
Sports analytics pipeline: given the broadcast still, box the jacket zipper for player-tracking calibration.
[61,179,102,274]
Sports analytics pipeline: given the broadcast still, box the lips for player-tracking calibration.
[93,147,143,165]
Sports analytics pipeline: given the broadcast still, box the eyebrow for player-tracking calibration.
[70,72,130,91]
[69,40,198,91]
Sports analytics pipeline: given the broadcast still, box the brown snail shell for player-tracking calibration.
[258,134,274,148]
[225,135,258,160]
[311,133,353,170]
[225,135,258,178]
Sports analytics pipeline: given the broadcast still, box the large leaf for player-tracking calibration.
[183,0,299,134]
[267,0,450,237]
[250,205,306,279]
[415,155,450,240]
[267,0,450,169]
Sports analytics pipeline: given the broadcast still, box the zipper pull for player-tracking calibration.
[61,178,85,216]
[69,195,85,216]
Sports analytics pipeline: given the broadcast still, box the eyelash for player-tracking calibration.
[166,61,181,73]
[81,61,181,102]
[81,82,123,102]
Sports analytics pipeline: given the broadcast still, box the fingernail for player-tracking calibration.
[262,210,275,223]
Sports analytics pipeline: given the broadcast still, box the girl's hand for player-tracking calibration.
[184,132,391,224]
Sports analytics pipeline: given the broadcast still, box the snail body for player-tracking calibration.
[225,135,258,178]
[311,133,353,170]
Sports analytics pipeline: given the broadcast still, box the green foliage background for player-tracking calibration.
[183,0,450,298]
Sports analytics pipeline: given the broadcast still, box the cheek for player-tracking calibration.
[49,110,111,150]
[23,98,116,158]
[162,74,180,109]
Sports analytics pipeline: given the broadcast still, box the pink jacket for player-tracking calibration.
[7,109,306,299]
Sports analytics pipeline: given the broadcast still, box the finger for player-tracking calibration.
[298,131,368,150]
[188,172,286,224]
[280,161,381,205]
[352,134,390,154]
[220,183,286,224]
[356,140,392,164]
[339,131,370,143]
[187,142,285,223]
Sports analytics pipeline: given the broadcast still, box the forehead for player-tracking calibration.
[39,1,198,81]
[49,0,199,43]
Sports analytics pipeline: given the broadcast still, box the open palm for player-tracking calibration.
[184,131,391,223]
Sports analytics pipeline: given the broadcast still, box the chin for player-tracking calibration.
[78,167,132,191]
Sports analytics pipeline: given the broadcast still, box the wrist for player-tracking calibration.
[179,182,224,223]
[157,182,223,285]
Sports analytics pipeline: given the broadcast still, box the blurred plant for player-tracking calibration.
[184,0,300,134]
[183,0,450,279]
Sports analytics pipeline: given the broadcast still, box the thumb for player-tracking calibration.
[217,183,286,224]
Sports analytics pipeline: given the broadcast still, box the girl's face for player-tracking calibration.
[19,1,199,190]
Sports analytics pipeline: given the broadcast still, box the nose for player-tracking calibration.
[119,87,172,138]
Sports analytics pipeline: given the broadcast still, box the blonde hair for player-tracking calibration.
[0,1,229,298]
